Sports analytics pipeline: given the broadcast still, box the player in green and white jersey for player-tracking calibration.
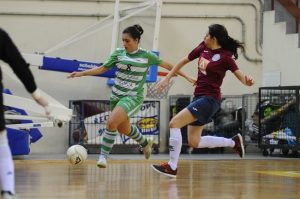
[68,24,195,168]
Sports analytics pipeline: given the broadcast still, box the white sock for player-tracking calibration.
[0,130,15,194]
[168,128,182,170]
[197,136,235,148]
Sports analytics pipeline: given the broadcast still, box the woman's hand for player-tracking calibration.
[155,77,171,92]
[67,71,84,78]
[234,70,254,87]
[245,75,254,86]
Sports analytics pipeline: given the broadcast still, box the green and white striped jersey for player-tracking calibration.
[103,48,162,98]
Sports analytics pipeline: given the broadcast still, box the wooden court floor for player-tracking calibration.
[14,157,300,199]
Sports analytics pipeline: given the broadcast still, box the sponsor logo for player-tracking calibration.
[78,63,99,71]
[212,54,220,61]
[137,118,158,129]
[192,107,198,111]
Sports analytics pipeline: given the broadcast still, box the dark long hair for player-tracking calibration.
[122,24,144,43]
[208,24,244,59]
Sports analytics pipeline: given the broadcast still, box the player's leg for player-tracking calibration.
[168,95,220,167]
[188,97,244,157]
[0,130,15,198]
[188,125,244,157]
[97,128,118,168]
[0,91,15,197]
[152,107,197,177]
[98,95,151,167]
[117,96,152,153]
[152,96,220,177]
[98,105,131,168]
[195,133,244,158]
[97,97,123,168]
[118,121,153,160]
[116,96,153,159]
[167,108,198,169]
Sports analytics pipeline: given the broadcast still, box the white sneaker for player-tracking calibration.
[143,139,154,160]
[97,155,107,168]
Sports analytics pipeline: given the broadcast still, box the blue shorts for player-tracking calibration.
[187,96,220,126]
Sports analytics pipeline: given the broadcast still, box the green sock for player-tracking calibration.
[127,125,148,147]
[100,129,117,157]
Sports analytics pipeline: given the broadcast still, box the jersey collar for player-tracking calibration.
[127,47,140,54]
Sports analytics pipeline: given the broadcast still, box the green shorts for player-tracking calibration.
[110,95,144,117]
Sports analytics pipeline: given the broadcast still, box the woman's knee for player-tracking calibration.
[169,117,181,128]
[188,139,199,148]
[169,119,176,128]
[106,119,117,130]
[117,124,131,135]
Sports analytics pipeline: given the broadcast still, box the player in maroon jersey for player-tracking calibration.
[152,24,254,178]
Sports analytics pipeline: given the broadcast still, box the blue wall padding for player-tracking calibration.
[42,56,117,78]
[147,65,158,82]
[146,51,159,83]
[7,128,30,155]
[3,89,43,155]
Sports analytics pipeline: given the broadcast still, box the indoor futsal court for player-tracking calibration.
[1,0,300,199]
[14,154,300,199]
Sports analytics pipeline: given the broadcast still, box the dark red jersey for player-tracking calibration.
[188,41,239,101]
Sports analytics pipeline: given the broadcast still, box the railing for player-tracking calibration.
[68,100,161,154]
[266,0,300,33]
[277,0,300,33]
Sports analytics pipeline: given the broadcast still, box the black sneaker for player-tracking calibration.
[232,133,245,158]
[151,162,177,178]
[1,190,16,199]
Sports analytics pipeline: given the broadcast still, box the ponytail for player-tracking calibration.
[224,36,244,60]
[208,24,244,60]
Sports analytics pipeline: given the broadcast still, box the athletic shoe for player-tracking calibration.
[1,191,16,199]
[232,133,245,158]
[97,154,107,168]
[143,138,154,160]
[151,162,177,178]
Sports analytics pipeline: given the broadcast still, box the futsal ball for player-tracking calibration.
[67,145,88,165]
